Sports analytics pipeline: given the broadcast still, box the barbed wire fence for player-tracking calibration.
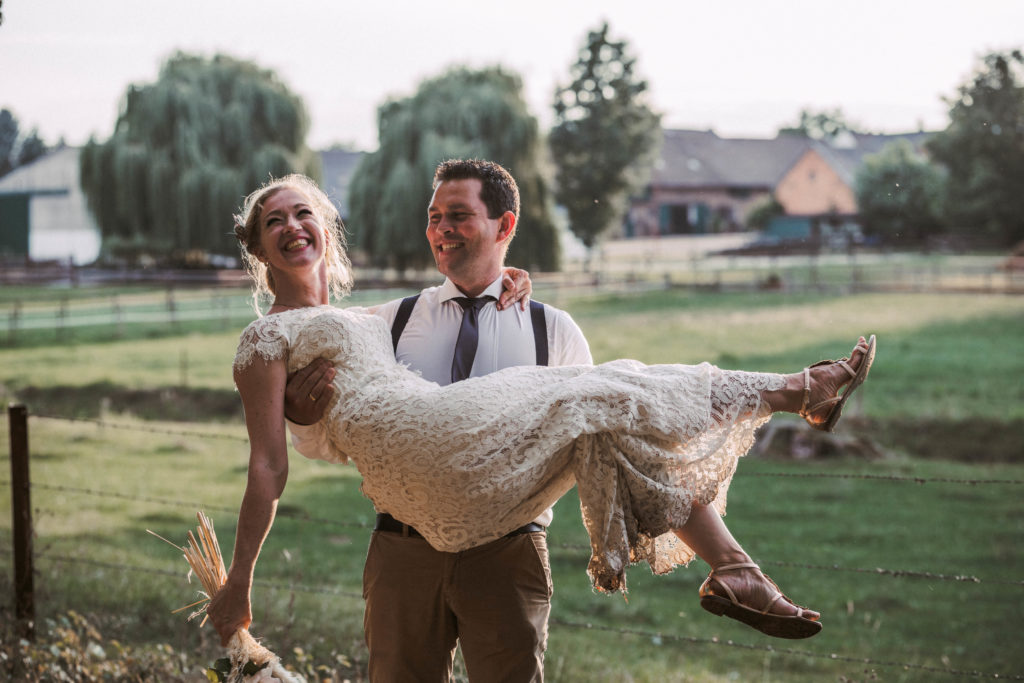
[4,408,1024,679]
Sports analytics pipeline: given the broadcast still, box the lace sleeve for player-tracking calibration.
[233,316,290,372]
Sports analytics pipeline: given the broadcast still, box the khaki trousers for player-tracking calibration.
[362,529,552,682]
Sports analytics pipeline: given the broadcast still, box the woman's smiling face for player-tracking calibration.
[257,187,327,271]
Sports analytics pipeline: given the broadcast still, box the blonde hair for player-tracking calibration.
[234,174,353,314]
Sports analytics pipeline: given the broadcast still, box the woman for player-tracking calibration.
[208,174,876,646]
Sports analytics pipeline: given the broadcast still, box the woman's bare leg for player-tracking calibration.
[671,337,873,619]
[672,502,819,620]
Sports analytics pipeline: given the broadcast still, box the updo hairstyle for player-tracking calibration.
[234,174,353,314]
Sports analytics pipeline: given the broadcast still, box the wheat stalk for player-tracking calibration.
[149,513,306,683]
[148,510,226,624]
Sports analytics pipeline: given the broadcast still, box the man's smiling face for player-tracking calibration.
[426,178,511,294]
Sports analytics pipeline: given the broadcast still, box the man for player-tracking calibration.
[284,159,591,682]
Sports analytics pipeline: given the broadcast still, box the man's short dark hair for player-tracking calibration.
[433,159,520,222]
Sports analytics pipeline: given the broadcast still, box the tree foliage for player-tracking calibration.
[744,195,785,231]
[927,49,1024,246]
[855,140,947,244]
[0,108,48,177]
[348,67,560,272]
[79,52,318,262]
[549,22,661,249]
[778,107,858,143]
[0,109,18,177]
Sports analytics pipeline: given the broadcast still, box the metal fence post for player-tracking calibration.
[9,403,35,640]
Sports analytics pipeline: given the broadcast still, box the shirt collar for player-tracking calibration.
[439,276,505,303]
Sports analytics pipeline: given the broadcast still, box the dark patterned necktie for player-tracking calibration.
[451,296,494,383]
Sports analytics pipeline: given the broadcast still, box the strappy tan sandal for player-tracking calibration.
[798,334,877,432]
[699,562,822,639]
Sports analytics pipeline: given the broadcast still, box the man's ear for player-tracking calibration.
[497,211,517,242]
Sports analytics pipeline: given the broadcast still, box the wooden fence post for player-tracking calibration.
[8,403,35,640]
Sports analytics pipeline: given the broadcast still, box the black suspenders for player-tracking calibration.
[528,299,548,367]
[391,294,420,353]
[391,293,549,367]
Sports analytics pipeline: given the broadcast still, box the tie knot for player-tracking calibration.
[452,296,493,312]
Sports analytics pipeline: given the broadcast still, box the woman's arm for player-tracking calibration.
[207,354,290,645]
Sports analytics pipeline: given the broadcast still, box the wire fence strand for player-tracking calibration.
[8,479,1022,588]
[1,547,1018,681]
[15,412,1024,485]
[5,408,1024,677]
[549,618,1024,680]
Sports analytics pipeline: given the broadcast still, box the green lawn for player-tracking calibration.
[1,286,1022,681]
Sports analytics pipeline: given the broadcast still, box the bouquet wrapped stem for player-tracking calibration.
[151,512,305,683]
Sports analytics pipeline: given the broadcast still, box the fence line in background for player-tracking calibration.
[1,546,1019,680]
[5,406,1024,677]
[3,259,1023,343]
[19,412,1024,486]
[8,477,1020,588]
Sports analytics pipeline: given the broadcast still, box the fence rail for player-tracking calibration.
[2,257,1022,344]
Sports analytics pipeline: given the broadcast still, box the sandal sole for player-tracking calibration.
[700,595,823,639]
[822,334,877,432]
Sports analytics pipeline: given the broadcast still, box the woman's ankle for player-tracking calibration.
[762,373,804,414]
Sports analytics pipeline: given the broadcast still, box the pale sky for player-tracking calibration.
[2,0,1023,151]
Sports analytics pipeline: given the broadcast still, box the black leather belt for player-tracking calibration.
[374,512,544,539]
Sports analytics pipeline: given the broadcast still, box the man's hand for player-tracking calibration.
[284,358,335,425]
[497,267,532,311]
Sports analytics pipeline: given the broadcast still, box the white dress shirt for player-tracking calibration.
[288,275,593,528]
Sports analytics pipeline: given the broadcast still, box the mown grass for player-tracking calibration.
[1,285,1022,681]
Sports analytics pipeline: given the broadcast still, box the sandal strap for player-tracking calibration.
[706,564,794,616]
[701,562,761,603]
[711,562,760,573]
[800,367,812,415]
[799,347,865,419]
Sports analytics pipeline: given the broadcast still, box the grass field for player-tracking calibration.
[1,286,1022,681]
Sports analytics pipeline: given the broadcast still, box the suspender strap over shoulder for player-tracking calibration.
[391,294,420,352]
[530,299,548,367]
[390,293,548,366]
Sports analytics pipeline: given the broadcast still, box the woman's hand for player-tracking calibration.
[206,574,253,646]
[498,267,533,311]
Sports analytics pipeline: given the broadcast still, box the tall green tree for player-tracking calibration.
[349,66,560,272]
[855,140,947,245]
[927,49,1024,246]
[79,52,318,262]
[549,22,661,250]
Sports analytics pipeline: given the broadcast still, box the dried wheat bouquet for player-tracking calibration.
[151,512,306,683]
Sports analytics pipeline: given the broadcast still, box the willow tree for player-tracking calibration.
[550,22,661,250]
[80,52,319,261]
[349,66,560,272]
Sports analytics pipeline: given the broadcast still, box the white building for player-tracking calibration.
[0,146,101,265]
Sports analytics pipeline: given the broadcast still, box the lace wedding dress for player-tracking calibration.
[234,306,784,591]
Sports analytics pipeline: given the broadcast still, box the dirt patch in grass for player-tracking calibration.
[9,383,243,423]
[756,417,1023,463]
[864,416,1024,463]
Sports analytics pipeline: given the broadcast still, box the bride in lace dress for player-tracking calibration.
[208,175,876,645]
